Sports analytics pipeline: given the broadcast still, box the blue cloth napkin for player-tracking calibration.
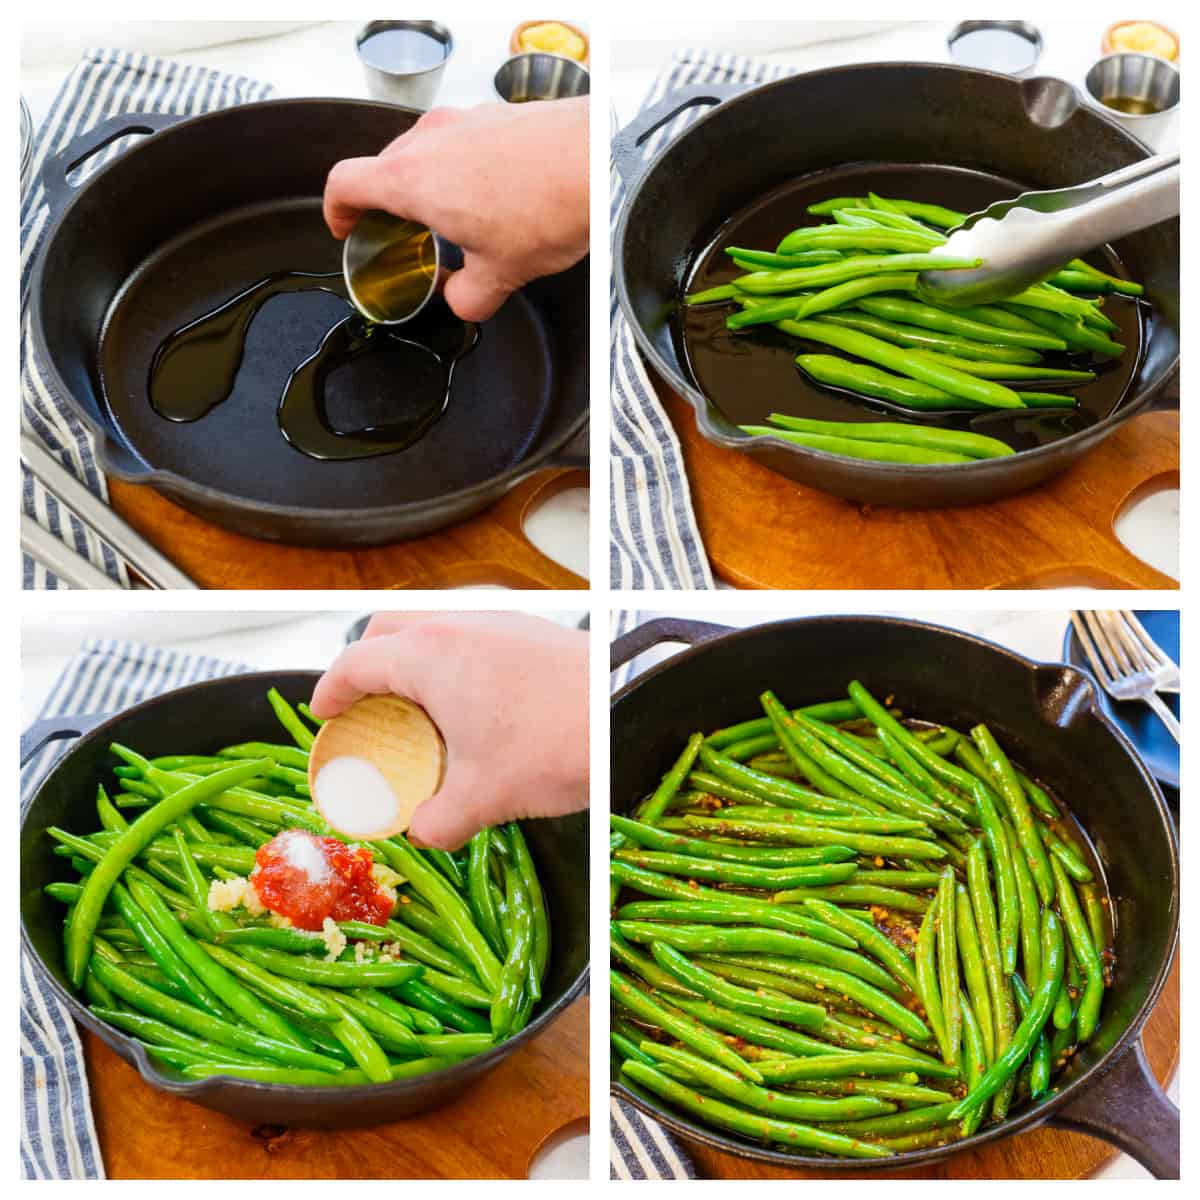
[20,636,250,1179]
[20,49,274,589]
[610,47,805,590]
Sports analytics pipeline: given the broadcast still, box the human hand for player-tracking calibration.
[310,612,589,849]
[324,98,589,322]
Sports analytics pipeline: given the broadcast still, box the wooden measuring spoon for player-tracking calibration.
[308,695,445,839]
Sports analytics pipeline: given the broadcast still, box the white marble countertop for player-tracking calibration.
[611,20,1179,584]
[613,605,1178,1178]
[21,20,589,586]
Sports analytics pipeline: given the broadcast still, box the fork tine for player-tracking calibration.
[1082,611,1124,680]
[1124,611,1172,670]
[1104,611,1150,674]
[1072,612,1112,685]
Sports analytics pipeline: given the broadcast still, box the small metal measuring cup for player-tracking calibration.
[355,20,454,110]
[343,211,440,325]
[493,52,590,104]
[1084,52,1180,136]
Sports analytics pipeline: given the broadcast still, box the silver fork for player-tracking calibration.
[1072,611,1181,743]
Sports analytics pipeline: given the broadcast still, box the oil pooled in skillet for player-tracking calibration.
[149,271,478,461]
[677,163,1144,453]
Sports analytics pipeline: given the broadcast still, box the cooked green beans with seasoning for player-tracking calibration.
[45,688,552,1087]
[686,189,1142,457]
[610,679,1113,1158]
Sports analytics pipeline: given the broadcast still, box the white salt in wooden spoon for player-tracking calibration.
[308,695,445,839]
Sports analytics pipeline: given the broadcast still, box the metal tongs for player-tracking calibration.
[917,153,1179,307]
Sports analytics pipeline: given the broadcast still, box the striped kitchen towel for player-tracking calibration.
[608,609,697,1178]
[610,48,802,591]
[20,49,274,589]
[20,638,251,1179]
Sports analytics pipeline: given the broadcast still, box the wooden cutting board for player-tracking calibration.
[659,386,1178,590]
[107,468,588,590]
[86,996,588,1180]
[682,960,1177,1180]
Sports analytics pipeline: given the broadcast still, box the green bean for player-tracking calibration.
[757,1051,953,1081]
[686,283,738,305]
[1011,974,1051,1098]
[857,295,1067,351]
[965,840,1016,1119]
[619,922,899,995]
[667,813,946,861]
[611,969,763,1081]
[914,901,947,1062]
[610,813,855,866]
[180,1057,456,1086]
[773,229,947,255]
[90,949,343,1073]
[609,860,855,945]
[127,874,314,1048]
[774,884,931,913]
[815,311,1042,363]
[375,837,502,991]
[697,743,868,816]
[727,247,845,270]
[953,910,1064,1118]
[998,303,1125,357]
[1005,823,1042,986]
[266,688,315,751]
[91,1008,266,1066]
[738,253,982,297]
[643,1042,899,1121]
[322,999,391,1083]
[467,830,505,957]
[1081,884,1109,958]
[732,273,922,329]
[747,427,966,465]
[1050,859,1104,1042]
[394,979,487,1034]
[109,881,223,1017]
[934,868,960,1067]
[491,865,532,1038]
[680,996,852,1062]
[800,898,917,992]
[971,782,1019,974]
[954,883,993,1063]
[95,785,128,833]
[620,1061,892,1158]
[970,725,1054,904]
[819,1100,960,1138]
[958,990,987,1136]
[1038,822,1094,883]
[230,943,422,989]
[908,350,1096,383]
[614,847,857,889]
[506,823,548,1000]
[199,941,342,1023]
[707,701,871,749]
[759,416,1014,461]
[649,941,827,1028]
[611,1029,657,1066]
[218,741,309,771]
[808,195,963,229]
[64,759,270,988]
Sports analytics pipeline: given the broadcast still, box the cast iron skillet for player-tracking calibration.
[20,671,589,1128]
[29,100,588,548]
[610,617,1178,1176]
[613,64,1179,508]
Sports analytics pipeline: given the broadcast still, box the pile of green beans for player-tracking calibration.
[610,682,1111,1158]
[45,688,549,1087]
[686,191,1142,458]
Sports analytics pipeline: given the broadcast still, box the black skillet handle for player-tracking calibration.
[610,617,730,673]
[20,712,109,769]
[1047,1039,1179,1178]
[611,81,748,189]
[39,111,183,221]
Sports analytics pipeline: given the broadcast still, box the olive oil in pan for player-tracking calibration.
[149,272,478,461]
[677,163,1143,453]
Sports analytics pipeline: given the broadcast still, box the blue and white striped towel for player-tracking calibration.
[609,609,697,1179]
[21,50,274,590]
[20,638,251,1179]
[609,48,805,591]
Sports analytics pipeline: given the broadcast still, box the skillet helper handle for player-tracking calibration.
[1049,1039,1179,1178]
[39,111,183,220]
[611,81,748,188]
[20,712,110,769]
[610,617,731,673]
